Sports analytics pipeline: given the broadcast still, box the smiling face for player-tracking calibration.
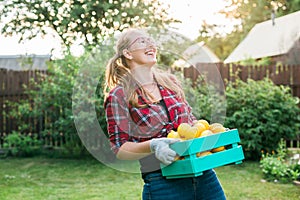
[123,31,157,69]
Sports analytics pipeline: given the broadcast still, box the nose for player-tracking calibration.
[147,39,157,48]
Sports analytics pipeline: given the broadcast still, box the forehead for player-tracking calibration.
[128,30,149,41]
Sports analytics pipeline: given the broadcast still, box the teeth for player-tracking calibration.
[145,51,154,55]
[145,48,155,55]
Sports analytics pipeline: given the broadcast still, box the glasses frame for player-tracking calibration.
[127,37,156,50]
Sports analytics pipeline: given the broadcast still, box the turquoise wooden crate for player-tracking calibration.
[161,129,245,179]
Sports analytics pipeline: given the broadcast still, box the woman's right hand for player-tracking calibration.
[150,138,180,165]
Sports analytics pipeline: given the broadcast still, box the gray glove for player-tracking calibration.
[150,138,179,165]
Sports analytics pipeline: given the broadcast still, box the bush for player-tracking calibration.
[3,131,41,157]
[260,140,300,183]
[225,78,300,160]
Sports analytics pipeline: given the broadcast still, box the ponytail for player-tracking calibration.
[104,53,130,98]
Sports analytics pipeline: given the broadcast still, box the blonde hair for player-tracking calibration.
[104,28,185,107]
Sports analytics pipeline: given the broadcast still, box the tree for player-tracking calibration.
[196,21,243,61]
[0,0,176,46]
[196,0,300,60]
[277,0,300,16]
[219,0,293,38]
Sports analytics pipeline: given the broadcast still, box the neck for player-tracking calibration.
[131,66,154,85]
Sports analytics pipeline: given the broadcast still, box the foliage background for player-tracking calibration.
[183,76,300,161]
[0,0,175,46]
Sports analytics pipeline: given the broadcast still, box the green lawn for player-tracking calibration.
[0,157,299,200]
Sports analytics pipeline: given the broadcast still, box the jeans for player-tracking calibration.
[142,169,226,200]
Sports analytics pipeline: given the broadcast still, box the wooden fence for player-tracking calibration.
[0,63,300,148]
[0,69,48,148]
[184,63,300,149]
[184,63,300,98]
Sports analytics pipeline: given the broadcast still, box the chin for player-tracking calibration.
[150,60,157,65]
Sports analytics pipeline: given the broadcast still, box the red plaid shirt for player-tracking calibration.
[104,84,196,153]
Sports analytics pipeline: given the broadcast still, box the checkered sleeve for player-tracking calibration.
[104,87,131,154]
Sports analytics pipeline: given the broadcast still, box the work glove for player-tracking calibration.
[150,138,180,165]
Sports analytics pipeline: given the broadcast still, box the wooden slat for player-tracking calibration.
[0,69,4,140]
[239,65,249,81]
[230,64,238,82]
[218,63,230,82]
[292,65,300,85]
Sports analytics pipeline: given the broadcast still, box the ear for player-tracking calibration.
[122,49,133,60]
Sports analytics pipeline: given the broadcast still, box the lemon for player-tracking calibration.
[209,123,226,133]
[174,156,185,161]
[196,151,212,157]
[193,123,207,137]
[197,119,210,130]
[177,123,192,139]
[167,130,180,139]
[211,146,226,153]
[200,130,213,137]
[184,126,198,140]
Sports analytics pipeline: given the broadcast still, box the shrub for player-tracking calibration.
[225,78,300,160]
[3,131,41,157]
[260,140,300,183]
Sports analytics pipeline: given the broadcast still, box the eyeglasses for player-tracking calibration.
[127,37,157,50]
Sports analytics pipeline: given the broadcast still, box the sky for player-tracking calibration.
[0,0,236,57]
[166,0,236,39]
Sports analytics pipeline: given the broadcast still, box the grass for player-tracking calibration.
[216,162,300,200]
[0,157,299,200]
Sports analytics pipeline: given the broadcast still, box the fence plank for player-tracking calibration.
[292,65,300,85]
[0,69,4,135]
[239,65,248,81]
[218,63,230,82]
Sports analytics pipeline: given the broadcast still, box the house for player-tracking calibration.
[224,10,300,64]
[0,54,50,70]
[172,41,221,69]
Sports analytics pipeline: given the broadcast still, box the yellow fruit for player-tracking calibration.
[194,123,207,137]
[196,151,212,157]
[174,155,185,161]
[177,123,191,134]
[177,123,192,139]
[167,130,180,139]
[197,119,210,130]
[209,123,226,134]
[178,156,185,160]
[182,126,198,140]
[200,130,213,137]
[211,146,226,153]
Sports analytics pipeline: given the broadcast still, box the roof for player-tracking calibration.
[224,10,300,63]
[0,55,50,70]
[174,42,220,67]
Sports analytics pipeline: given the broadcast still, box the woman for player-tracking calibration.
[104,28,226,200]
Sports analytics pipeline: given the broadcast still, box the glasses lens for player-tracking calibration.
[128,37,156,50]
